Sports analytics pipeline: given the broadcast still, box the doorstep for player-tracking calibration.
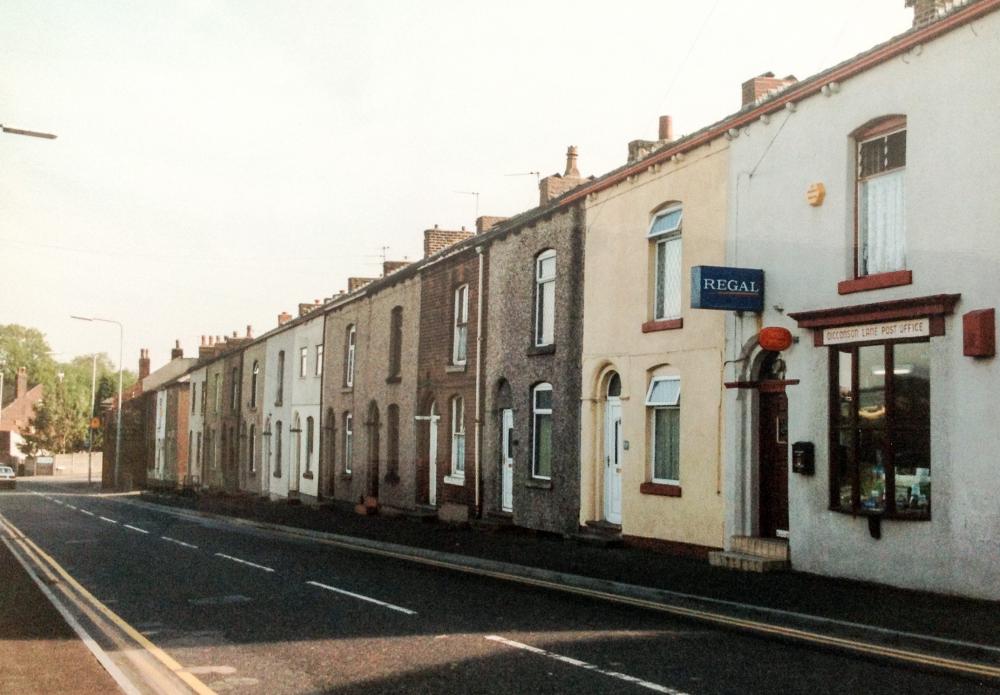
[708,536,790,572]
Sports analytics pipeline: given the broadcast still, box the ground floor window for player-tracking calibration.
[532,383,552,479]
[646,377,680,483]
[830,340,930,518]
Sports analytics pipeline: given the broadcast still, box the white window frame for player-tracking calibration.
[276,351,285,405]
[452,285,469,365]
[299,347,308,378]
[649,205,683,322]
[445,396,465,484]
[346,325,357,387]
[531,383,553,480]
[344,412,353,475]
[856,122,906,277]
[315,344,323,377]
[535,250,556,346]
[248,423,256,474]
[645,376,681,485]
[250,361,259,408]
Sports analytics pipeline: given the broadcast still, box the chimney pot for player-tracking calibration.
[246,325,253,338]
[564,145,580,177]
[658,115,674,141]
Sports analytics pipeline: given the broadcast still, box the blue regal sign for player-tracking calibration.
[691,266,765,313]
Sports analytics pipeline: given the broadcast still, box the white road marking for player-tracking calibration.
[54,499,64,505]
[124,524,149,534]
[485,635,690,694]
[81,510,96,517]
[99,516,118,524]
[306,580,417,615]
[66,504,78,510]
[214,553,274,573]
[161,536,198,549]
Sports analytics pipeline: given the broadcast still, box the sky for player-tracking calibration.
[0,0,913,372]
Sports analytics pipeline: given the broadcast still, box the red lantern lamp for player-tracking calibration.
[759,327,793,352]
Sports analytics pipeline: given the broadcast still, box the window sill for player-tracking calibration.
[642,318,683,333]
[444,474,466,486]
[341,387,353,394]
[302,471,314,480]
[445,364,467,374]
[837,270,912,295]
[640,482,682,497]
[385,375,402,384]
[828,505,930,521]
[527,344,556,357]
[526,478,552,490]
[340,472,352,480]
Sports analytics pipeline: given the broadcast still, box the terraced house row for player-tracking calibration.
[106,0,1000,601]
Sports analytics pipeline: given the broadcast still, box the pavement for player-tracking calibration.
[0,528,120,695]
[2,478,999,693]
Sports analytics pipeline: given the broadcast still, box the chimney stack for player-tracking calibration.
[171,340,183,360]
[539,146,587,205]
[906,0,962,27]
[15,367,28,399]
[278,312,292,326]
[246,325,254,338]
[741,72,797,107]
[422,225,475,259]
[476,216,508,234]
[139,349,151,379]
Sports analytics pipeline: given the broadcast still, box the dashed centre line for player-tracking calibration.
[161,536,198,549]
[124,524,149,534]
[214,553,275,573]
[66,504,78,510]
[81,510,95,517]
[485,635,689,694]
[306,580,417,615]
[99,516,118,525]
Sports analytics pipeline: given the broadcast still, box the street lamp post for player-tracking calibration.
[71,316,123,489]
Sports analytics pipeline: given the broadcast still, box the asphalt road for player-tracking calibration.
[1,478,993,695]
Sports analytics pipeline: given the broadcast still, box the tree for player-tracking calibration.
[0,324,57,407]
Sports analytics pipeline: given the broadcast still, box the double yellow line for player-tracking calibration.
[0,513,216,695]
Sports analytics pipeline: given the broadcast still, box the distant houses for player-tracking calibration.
[111,0,1000,601]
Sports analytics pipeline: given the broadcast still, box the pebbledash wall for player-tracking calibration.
[321,267,421,510]
[482,204,585,534]
[722,3,1000,599]
[580,134,729,552]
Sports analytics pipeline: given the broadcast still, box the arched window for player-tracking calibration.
[649,204,683,321]
[250,361,259,408]
[345,325,357,387]
[450,396,465,477]
[607,372,622,398]
[535,250,556,346]
[531,383,553,479]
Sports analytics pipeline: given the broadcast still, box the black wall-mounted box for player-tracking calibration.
[792,441,814,475]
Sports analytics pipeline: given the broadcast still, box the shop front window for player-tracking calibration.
[830,340,930,518]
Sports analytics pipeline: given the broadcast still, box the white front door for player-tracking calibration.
[604,399,622,524]
[428,403,438,506]
[501,408,514,512]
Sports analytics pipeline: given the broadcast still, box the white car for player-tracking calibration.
[0,465,16,490]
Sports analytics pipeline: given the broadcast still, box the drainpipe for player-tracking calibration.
[474,244,486,517]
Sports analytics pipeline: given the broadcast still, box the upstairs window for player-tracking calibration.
[453,285,469,365]
[856,117,907,277]
[535,250,556,346]
[191,383,197,413]
[214,373,221,413]
[646,376,681,484]
[230,367,239,412]
[345,325,357,387]
[250,361,259,408]
[315,345,323,377]
[299,347,308,378]
[649,205,683,321]
[389,306,403,378]
[276,351,285,406]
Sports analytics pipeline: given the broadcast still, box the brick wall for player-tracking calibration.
[416,246,485,518]
[741,72,797,107]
